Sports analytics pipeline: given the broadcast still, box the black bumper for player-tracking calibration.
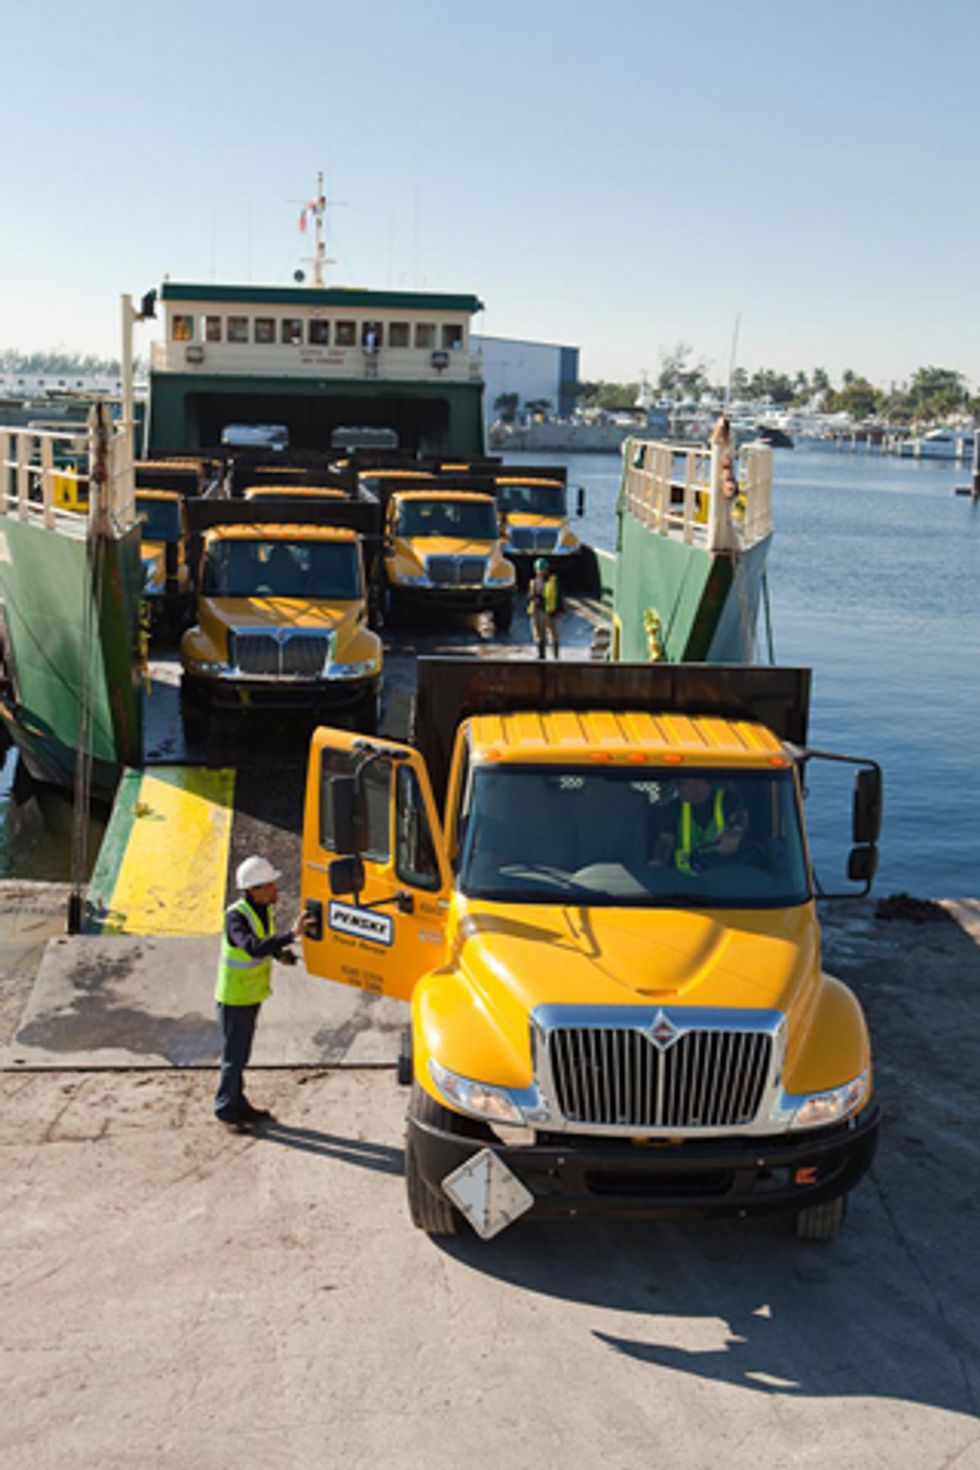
[185,672,379,715]
[389,586,512,614]
[408,1107,880,1223]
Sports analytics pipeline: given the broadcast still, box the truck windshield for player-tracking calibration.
[397,499,498,539]
[497,483,566,517]
[203,540,362,600]
[458,765,810,908]
[137,498,181,542]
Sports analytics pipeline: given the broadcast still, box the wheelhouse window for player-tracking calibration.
[415,323,435,349]
[335,321,356,346]
[309,319,330,345]
[172,315,194,342]
[254,317,275,344]
[205,316,222,343]
[362,321,383,351]
[442,323,463,350]
[228,317,249,343]
[281,319,303,345]
[457,765,810,909]
[388,322,410,348]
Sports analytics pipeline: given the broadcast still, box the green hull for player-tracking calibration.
[0,517,143,795]
[611,520,771,663]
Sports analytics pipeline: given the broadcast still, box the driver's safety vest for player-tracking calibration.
[675,789,728,874]
[215,898,273,1006]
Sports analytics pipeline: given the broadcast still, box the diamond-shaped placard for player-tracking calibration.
[441,1148,534,1240]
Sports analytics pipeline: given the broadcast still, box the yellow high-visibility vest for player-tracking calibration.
[215,897,273,1006]
[675,788,727,874]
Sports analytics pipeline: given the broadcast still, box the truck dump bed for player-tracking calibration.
[413,658,811,804]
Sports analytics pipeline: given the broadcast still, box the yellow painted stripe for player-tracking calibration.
[105,767,235,936]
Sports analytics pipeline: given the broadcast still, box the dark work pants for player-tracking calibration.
[214,1002,260,1120]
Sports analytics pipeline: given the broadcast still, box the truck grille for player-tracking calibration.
[231,630,332,677]
[425,555,487,586]
[509,527,559,552]
[546,1024,772,1130]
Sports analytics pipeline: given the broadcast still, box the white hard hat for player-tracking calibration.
[236,855,281,890]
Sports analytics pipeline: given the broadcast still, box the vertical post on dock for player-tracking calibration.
[972,429,980,499]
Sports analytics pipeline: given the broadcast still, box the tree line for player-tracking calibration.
[574,346,978,423]
[1,349,124,377]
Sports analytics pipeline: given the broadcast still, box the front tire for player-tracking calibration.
[492,597,514,633]
[179,680,209,742]
[405,1083,493,1237]
[795,1194,847,1242]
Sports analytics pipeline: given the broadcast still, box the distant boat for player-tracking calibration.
[898,428,974,461]
[755,425,794,450]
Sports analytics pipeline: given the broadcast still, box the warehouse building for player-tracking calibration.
[473,336,579,421]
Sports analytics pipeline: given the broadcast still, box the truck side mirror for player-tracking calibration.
[329,855,365,897]
[853,767,882,845]
[576,486,586,517]
[331,776,367,855]
[847,844,878,887]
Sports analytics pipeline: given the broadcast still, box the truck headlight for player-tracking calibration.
[326,660,379,679]
[185,657,230,676]
[787,1071,870,1130]
[396,573,429,586]
[429,1060,524,1125]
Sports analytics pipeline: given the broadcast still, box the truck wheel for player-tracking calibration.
[795,1194,846,1242]
[492,598,514,633]
[405,1083,492,1237]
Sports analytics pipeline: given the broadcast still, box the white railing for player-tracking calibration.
[622,439,773,554]
[0,413,137,537]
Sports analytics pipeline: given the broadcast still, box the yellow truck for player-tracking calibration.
[382,486,516,630]
[179,516,382,738]
[135,489,193,634]
[494,469,585,578]
[300,660,882,1243]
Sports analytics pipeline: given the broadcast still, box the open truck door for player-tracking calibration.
[301,728,451,1000]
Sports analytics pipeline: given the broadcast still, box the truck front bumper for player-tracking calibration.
[184,671,380,715]
[408,1106,880,1225]
[389,585,513,614]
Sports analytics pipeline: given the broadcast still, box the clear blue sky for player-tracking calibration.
[2,0,978,387]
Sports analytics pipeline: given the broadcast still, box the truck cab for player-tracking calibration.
[383,489,515,630]
[300,660,882,1243]
[179,522,382,738]
[135,489,192,634]
[495,473,584,574]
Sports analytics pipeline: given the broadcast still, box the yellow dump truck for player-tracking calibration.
[300,660,882,1243]
[494,469,585,576]
[135,489,193,634]
[382,486,515,629]
[179,518,382,738]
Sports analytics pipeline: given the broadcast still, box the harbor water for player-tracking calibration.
[3,445,978,897]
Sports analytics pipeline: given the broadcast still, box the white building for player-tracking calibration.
[473,336,579,421]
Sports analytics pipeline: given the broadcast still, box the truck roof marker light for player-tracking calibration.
[627,751,647,764]
[769,756,790,767]
[590,752,612,763]
[662,753,684,765]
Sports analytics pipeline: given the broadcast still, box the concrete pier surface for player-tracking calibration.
[1,891,979,1468]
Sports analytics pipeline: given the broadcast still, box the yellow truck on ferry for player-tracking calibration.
[300,660,882,1243]
[380,484,516,630]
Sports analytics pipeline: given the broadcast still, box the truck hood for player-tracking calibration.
[407,537,496,560]
[454,899,819,1023]
[202,596,358,630]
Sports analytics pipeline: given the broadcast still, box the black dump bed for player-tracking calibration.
[413,659,811,806]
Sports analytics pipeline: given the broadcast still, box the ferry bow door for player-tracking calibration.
[301,729,451,1000]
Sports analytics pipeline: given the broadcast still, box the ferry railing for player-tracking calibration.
[622,438,773,553]
[0,415,137,537]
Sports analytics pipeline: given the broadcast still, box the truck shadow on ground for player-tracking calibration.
[439,1177,980,1421]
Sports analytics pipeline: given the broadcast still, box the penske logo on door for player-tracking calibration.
[328,901,394,947]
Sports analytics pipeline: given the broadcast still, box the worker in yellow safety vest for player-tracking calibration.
[214,855,312,1129]
[651,777,748,872]
[527,557,561,659]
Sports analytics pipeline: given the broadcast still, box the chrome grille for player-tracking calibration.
[510,526,558,552]
[231,629,332,677]
[425,555,487,586]
[547,1025,772,1129]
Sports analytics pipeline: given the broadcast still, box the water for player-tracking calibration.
[3,445,978,896]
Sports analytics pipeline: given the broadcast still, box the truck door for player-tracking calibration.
[301,728,451,1000]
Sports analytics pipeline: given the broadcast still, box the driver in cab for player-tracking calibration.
[651,776,748,873]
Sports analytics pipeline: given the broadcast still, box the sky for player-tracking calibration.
[2,0,978,387]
